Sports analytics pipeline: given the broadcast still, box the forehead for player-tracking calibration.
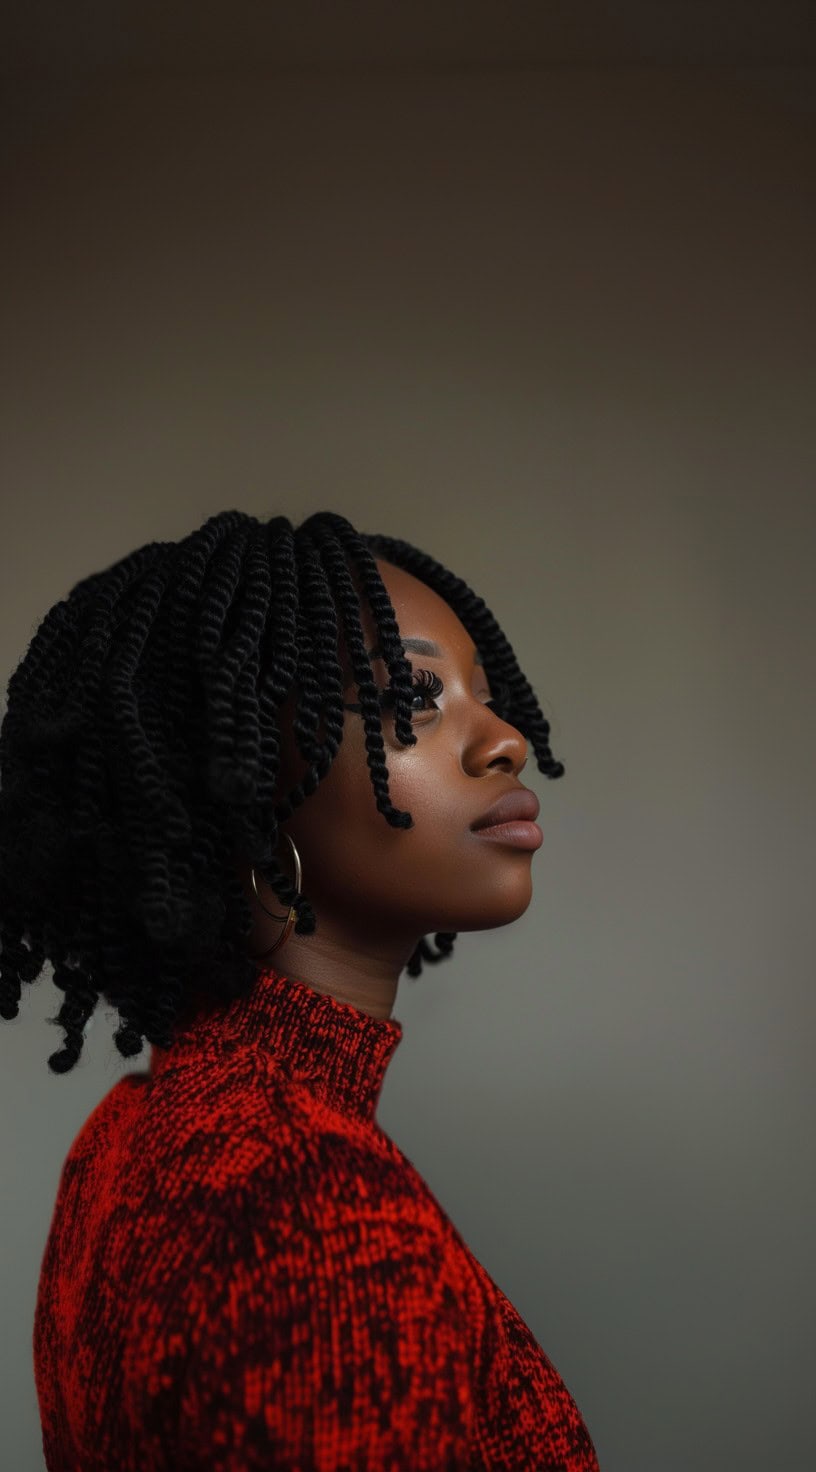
[335,556,480,673]
[370,558,480,664]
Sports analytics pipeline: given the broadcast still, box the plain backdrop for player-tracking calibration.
[2,52,815,1472]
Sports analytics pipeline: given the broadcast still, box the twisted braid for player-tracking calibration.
[308,516,415,828]
[362,531,565,780]
[0,509,563,1074]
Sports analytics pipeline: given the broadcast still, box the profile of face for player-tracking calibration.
[236,558,538,1002]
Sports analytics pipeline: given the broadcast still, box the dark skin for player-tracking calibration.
[234,559,535,1020]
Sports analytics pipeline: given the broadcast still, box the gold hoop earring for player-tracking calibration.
[250,832,302,960]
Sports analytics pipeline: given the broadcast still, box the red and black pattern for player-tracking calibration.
[34,966,600,1470]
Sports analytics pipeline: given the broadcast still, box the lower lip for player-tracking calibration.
[471,821,543,850]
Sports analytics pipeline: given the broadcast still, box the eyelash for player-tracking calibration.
[381,668,511,718]
[381,668,444,715]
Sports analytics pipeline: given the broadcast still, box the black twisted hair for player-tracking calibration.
[0,509,564,1074]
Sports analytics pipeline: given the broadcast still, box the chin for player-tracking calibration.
[448,874,535,933]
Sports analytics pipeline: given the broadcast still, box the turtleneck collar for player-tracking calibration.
[149,965,404,1124]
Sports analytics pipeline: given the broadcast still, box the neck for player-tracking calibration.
[151,963,405,1124]
[250,925,416,1021]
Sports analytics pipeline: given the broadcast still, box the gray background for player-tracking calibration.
[2,6,815,1469]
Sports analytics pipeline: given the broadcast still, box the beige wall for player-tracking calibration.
[2,68,814,1470]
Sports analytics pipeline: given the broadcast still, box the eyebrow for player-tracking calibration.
[367,638,483,667]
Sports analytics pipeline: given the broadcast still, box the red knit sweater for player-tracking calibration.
[34,965,601,1470]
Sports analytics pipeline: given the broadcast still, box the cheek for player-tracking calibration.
[271,695,355,805]
[277,712,455,856]
[275,728,533,932]
[277,717,373,846]
[278,725,419,888]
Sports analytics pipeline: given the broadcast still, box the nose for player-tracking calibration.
[464,712,528,777]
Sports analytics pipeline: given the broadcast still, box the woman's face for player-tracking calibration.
[238,557,539,968]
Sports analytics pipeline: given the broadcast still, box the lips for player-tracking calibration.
[470,786,541,832]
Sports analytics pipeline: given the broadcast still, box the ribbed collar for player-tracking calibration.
[150,965,404,1124]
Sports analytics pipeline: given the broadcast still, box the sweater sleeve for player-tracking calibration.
[135,1191,478,1470]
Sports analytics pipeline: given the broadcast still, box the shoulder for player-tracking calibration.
[118,1072,482,1460]
[136,1045,415,1218]
[126,1169,480,1465]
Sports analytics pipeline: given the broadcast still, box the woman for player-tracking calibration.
[0,509,601,1470]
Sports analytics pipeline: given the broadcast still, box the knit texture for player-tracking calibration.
[33,965,601,1470]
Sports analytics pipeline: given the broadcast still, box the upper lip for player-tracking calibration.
[470,786,540,831]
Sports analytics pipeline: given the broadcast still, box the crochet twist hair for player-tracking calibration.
[0,510,564,1074]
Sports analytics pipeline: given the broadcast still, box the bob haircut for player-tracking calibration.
[0,509,563,1073]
